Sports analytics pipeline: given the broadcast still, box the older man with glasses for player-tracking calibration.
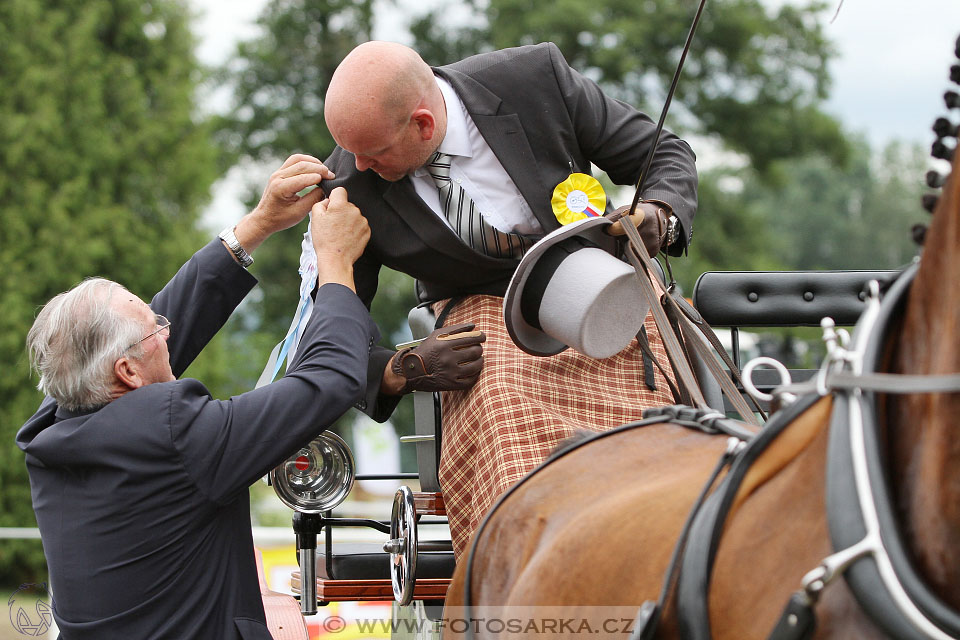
[16,154,373,640]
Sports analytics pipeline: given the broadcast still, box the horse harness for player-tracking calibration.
[459,406,757,640]
[642,264,960,640]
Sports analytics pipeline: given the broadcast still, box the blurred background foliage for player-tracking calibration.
[0,0,933,583]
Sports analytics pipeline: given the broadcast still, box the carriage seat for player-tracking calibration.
[315,543,456,580]
[691,270,899,413]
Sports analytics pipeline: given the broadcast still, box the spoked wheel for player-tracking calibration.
[384,485,418,605]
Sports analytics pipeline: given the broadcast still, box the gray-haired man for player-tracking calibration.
[17,155,371,639]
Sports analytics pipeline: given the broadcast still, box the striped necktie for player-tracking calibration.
[425,152,532,258]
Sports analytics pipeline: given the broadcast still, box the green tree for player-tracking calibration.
[410,0,849,173]
[669,138,929,294]
[668,138,930,368]
[666,167,783,294]
[213,0,391,335]
[750,137,929,271]
[0,0,219,583]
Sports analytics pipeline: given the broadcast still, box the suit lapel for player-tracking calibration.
[435,68,555,231]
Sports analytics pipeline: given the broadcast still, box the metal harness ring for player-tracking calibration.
[742,356,796,405]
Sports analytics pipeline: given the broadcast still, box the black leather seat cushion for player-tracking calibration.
[317,542,455,580]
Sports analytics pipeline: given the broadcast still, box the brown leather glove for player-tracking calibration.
[391,322,486,393]
[607,202,669,257]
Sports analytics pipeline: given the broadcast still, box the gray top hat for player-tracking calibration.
[503,216,650,358]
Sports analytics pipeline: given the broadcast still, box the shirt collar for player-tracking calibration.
[54,403,103,422]
[435,75,472,158]
[414,76,473,178]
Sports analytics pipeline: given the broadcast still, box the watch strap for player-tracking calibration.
[218,226,254,268]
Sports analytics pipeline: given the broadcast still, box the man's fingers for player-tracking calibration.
[451,342,484,359]
[607,212,645,236]
[436,323,480,340]
[437,329,484,343]
[325,186,349,207]
[275,158,336,182]
[297,185,327,212]
[453,345,483,363]
[281,173,326,198]
[311,199,329,217]
[456,357,484,381]
[279,153,326,170]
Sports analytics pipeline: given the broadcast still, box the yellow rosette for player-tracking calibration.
[551,173,606,226]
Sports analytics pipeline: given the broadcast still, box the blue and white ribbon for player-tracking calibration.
[256,220,317,388]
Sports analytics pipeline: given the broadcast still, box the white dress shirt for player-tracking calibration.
[410,76,544,236]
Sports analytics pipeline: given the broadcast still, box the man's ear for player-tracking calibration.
[412,109,436,141]
[114,356,144,391]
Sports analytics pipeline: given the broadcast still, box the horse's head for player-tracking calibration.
[887,49,960,610]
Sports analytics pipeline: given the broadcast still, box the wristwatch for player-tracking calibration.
[218,226,254,268]
[665,215,680,248]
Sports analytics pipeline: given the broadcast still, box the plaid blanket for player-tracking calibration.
[433,295,676,557]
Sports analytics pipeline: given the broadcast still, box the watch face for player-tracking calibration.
[667,216,679,245]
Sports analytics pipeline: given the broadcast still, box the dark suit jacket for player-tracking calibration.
[17,240,377,640]
[321,42,698,308]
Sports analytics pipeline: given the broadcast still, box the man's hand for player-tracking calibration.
[382,323,486,395]
[233,154,335,253]
[607,202,668,258]
[310,187,370,291]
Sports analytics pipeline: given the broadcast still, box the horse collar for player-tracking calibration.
[825,262,960,640]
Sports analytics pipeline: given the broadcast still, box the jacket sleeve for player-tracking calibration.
[150,239,258,377]
[171,283,376,504]
[547,43,698,254]
[317,150,405,423]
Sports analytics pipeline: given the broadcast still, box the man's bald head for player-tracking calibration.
[325,41,446,181]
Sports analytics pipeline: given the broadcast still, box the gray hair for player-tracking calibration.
[27,278,148,411]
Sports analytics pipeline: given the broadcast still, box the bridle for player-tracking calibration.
[671,266,960,640]
[818,264,960,640]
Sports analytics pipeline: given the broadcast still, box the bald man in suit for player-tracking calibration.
[300,41,698,555]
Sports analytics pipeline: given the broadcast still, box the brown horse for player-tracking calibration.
[441,115,960,640]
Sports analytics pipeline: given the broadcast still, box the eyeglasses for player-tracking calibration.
[126,314,172,351]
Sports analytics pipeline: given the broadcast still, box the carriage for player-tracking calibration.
[255,32,960,640]
[254,266,905,639]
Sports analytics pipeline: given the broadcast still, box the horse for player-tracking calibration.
[440,87,960,640]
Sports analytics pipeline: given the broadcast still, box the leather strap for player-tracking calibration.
[768,592,818,640]
[661,291,763,424]
[618,224,765,425]
[667,291,768,420]
[785,370,960,396]
[619,229,709,410]
[636,327,682,401]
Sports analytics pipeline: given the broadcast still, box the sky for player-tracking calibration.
[188,0,960,226]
